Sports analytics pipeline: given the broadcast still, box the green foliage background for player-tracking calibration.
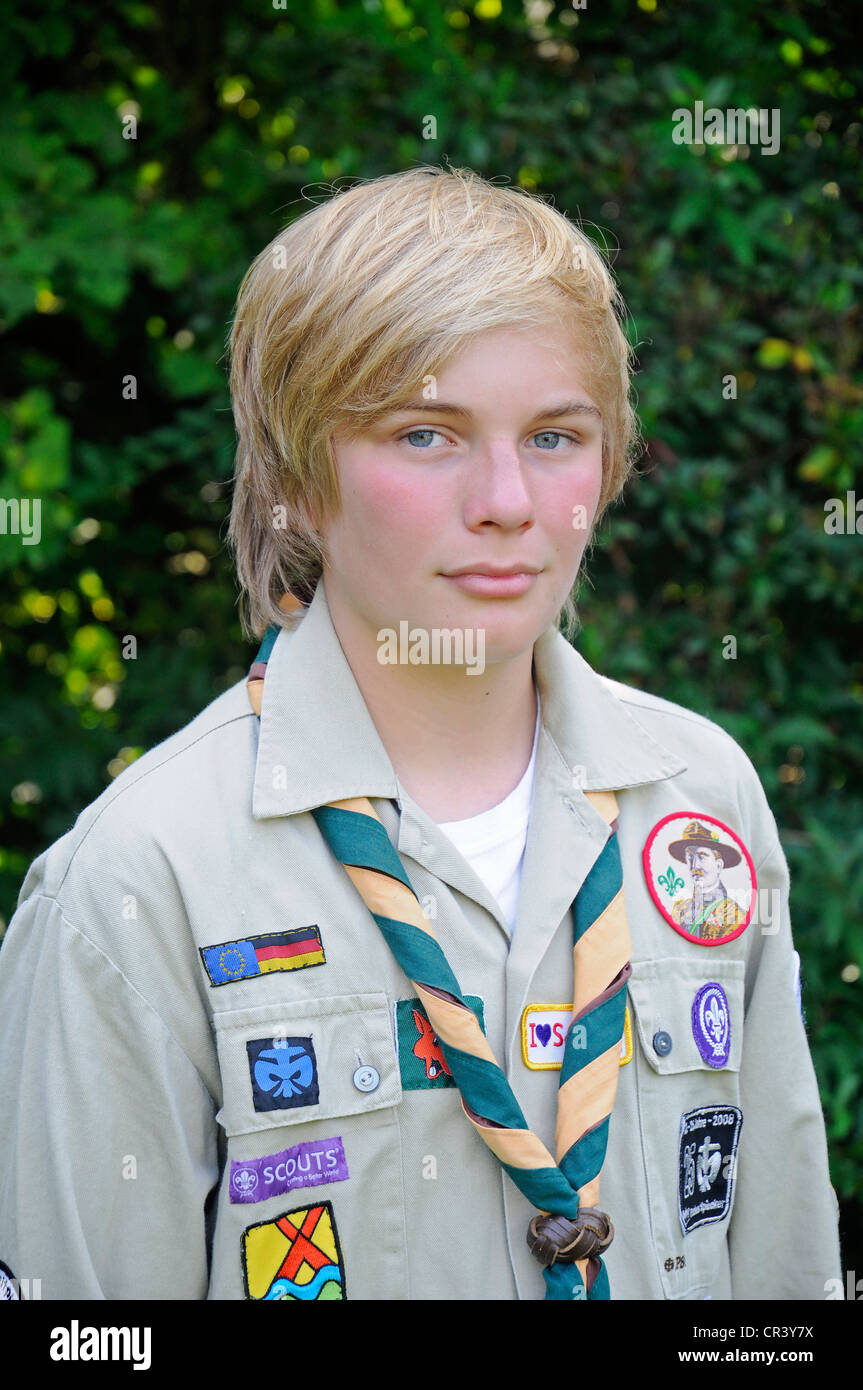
[1,0,861,1274]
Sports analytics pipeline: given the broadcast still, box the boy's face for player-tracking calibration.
[320,321,605,667]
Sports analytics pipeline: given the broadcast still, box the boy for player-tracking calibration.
[0,166,841,1300]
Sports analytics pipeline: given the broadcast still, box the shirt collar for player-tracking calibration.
[250,579,686,820]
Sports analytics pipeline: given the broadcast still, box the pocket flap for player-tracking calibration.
[627,958,744,1075]
[212,992,401,1137]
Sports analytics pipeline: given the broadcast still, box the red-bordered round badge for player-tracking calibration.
[642,812,756,947]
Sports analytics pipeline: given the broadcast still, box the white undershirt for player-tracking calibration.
[437,694,541,932]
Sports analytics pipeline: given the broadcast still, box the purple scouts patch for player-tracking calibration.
[691,982,731,1068]
[229,1136,349,1205]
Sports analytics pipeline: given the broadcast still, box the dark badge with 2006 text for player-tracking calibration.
[678,1104,743,1235]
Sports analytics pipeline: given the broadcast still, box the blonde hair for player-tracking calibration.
[226,164,641,640]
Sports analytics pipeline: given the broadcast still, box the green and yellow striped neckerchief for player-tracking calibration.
[247,620,631,1301]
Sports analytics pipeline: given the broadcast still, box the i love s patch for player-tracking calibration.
[521,1003,632,1069]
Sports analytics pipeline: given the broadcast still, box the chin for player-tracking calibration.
[477,615,551,665]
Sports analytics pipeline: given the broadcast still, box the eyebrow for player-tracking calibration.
[385,398,602,422]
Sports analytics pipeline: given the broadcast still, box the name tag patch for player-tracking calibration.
[242,1202,346,1301]
[678,1104,743,1234]
[521,1003,633,1069]
[230,1137,349,1205]
[201,926,326,986]
[395,996,485,1090]
[247,1035,319,1113]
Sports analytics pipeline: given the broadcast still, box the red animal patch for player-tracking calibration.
[411,1009,452,1082]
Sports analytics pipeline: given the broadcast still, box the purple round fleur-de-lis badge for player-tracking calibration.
[691,982,730,1068]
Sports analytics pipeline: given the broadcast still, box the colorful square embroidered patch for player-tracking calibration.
[678,1105,743,1235]
[247,1036,319,1112]
[201,926,325,986]
[242,1202,346,1300]
[521,1002,633,1069]
[395,996,485,1090]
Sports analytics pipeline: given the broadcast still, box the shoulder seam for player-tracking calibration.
[603,683,743,744]
[23,891,215,1103]
[753,837,786,875]
[55,709,254,898]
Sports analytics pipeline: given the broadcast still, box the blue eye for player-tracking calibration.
[533,430,574,450]
[400,429,446,448]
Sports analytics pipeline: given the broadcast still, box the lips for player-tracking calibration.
[441,568,541,597]
[443,565,541,578]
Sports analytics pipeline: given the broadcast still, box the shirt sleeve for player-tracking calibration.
[0,890,219,1300]
[728,838,842,1298]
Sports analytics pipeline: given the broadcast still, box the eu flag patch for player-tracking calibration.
[201,926,326,987]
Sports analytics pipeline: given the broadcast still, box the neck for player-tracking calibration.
[324,584,539,823]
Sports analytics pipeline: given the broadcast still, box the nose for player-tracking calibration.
[461,436,535,531]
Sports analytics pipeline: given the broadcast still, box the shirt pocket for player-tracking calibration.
[627,957,745,1300]
[212,991,401,1136]
[210,992,407,1300]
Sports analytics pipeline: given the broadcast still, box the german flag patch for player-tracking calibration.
[201,926,326,986]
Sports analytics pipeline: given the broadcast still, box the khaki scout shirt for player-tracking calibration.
[0,580,841,1300]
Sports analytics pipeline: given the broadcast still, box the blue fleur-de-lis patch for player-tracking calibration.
[691,982,731,1068]
[246,1036,320,1113]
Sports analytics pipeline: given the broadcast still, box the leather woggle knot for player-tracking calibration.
[527,1207,614,1267]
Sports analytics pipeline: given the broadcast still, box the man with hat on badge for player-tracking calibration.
[669,821,748,941]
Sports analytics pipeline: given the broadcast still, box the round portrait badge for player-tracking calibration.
[642,812,756,947]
